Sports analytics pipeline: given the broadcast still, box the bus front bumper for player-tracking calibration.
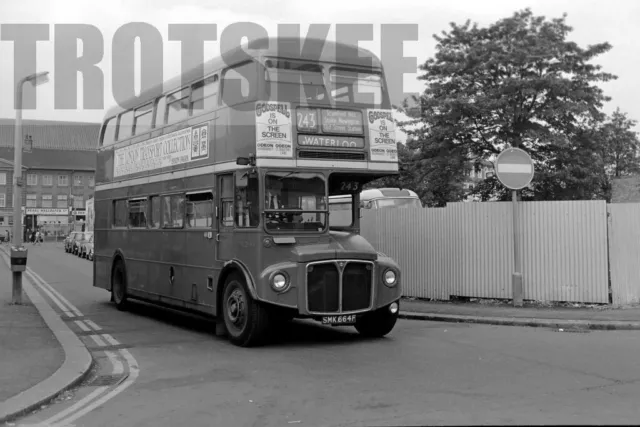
[256,256,402,319]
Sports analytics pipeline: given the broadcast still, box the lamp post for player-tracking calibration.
[11,71,49,305]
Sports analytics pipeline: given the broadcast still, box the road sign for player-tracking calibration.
[495,148,534,190]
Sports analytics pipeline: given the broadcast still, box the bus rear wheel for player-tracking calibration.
[222,273,271,347]
[111,260,128,311]
[354,303,399,338]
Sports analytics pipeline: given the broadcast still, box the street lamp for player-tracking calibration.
[11,71,49,305]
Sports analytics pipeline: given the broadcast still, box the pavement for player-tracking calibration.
[2,241,640,425]
[400,298,640,330]
[0,244,93,425]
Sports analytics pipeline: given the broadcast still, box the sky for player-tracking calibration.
[1,0,638,141]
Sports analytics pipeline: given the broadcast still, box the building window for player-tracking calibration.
[42,194,52,208]
[58,175,69,186]
[88,176,95,187]
[26,194,36,207]
[42,175,53,186]
[57,194,67,208]
[73,197,84,209]
[0,193,5,208]
[74,176,82,187]
[27,174,37,186]
[0,172,7,186]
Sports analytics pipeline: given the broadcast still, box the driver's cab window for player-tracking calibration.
[264,172,327,231]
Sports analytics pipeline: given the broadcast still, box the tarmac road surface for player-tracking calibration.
[11,243,640,426]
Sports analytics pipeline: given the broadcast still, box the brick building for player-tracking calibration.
[0,118,100,237]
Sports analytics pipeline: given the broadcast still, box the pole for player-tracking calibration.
[12,78,25,305]
[512,189,523,307]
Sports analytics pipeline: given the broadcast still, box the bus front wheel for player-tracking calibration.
[222,273,270,347]
[354,304,399,338]
[111,260,128,311]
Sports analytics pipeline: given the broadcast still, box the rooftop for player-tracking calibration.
[0,118,100,151]
[0,147,96,172]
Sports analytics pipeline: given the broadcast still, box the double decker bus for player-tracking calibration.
[93,37,403,347]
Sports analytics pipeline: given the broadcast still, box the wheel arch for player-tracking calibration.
[216,259,258,317]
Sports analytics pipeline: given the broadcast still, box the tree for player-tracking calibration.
[401,8,617,203]
[601,108,640,179]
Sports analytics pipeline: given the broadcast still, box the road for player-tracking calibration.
[9,243,640,426]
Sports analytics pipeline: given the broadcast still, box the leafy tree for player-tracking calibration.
[600,108,640,179]
[397,8,617,203]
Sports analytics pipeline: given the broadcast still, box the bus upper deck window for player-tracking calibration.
[101,117,117,146]
[133,103,153,135]
[329,69,383,107]
[222,63,255,106]
[166,88,190,125]
[117,110,134,141]
[191,75,219,114]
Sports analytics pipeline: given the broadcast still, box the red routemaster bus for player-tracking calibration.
[93,37,402,347]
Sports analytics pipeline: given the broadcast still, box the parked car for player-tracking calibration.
[64,231,79,253]
[79,233,94,260]
[71,232,92,255]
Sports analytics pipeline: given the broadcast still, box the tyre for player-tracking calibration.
[221,272,271,347]
[111,260,128,311]
[354,303,399,338]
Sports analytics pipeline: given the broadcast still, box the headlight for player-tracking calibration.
[270,272,289,292]
[383,269,397,287]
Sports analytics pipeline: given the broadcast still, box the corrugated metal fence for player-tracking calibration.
[608,204,640,306]
[360,200,610,304]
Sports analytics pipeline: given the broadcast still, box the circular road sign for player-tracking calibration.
[495,147,534,190]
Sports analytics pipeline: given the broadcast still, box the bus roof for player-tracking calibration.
[329,188,419,202]
[104,37,384,120]
[360,188,419,201]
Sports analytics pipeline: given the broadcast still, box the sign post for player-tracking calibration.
[495,147,535,307]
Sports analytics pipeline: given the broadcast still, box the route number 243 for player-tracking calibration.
[297,111,317,130]
[340,181,360,192]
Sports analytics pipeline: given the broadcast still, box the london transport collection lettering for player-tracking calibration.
[113,125,208,177]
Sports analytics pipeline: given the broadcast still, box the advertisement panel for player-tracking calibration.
[113,122,210,178]
[367,109,398,162]
[255,101,293,158]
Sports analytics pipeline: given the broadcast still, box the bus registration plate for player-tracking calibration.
[322,315,357,325]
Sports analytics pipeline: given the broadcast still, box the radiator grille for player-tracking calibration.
[306,260,374,314]
[307,263,340,312]
[342,263,373,311]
